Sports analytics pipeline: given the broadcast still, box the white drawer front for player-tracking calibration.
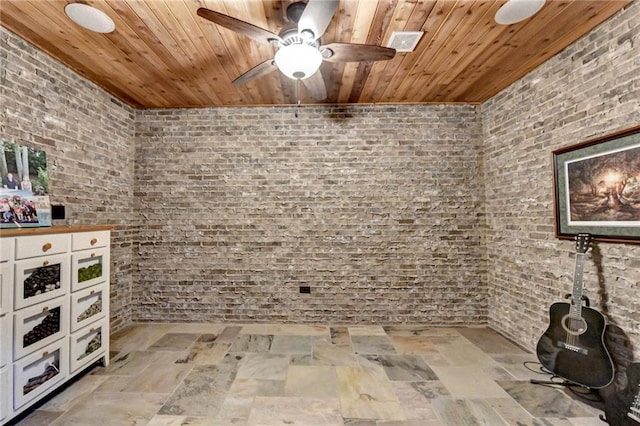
[70,318,108,373]
[14,254,70,310]
[71,231,110,252]
[0,366,10,421]
[71,248,110,292]
[13,296,69,361]
[1,237,14,263]
[0,261,13,315]
[71,282,108,332]
[0,314,11,368]
[15,234,70,260]
[13,340,68,409]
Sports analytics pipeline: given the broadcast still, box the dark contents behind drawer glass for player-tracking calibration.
[78,331,102,360]
[77,299,102,322]
[24,360,59,395]
[77,263,102,283]
[23,307,61,347]
[24,264,61,299]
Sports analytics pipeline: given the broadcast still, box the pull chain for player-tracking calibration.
[295,79,301,118]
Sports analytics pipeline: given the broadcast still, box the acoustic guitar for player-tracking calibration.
[536,233,615,389]
[604,362,640,425]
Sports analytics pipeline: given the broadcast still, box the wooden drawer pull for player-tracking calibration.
[42,260,49,266]
[90,238,98,246]
[42,306,49,312]
[42,242,52,252]
[90,328,95,333]
[42,351,49,357]
[90,252,96,258]
[90,290,96,295]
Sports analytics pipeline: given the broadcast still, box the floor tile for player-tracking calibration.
[270,335,312,354]
[284,365,338,398]
[351,335,396,355]
[431,399,487,425]
[336,364,404,421]
[159,364,236,416]
[457,327,527,354]
[369,354,439,381]
[236,353,290,380]
[121,363,192,393]
[430,366,512,398]
[230,334,274,353]
[313,340,361,366]
[51,392,167,425]
[12,324,609,426]
[348,325,388,336]
[247,396,343,425]
[149,333,200,351]
[497,380,595,417]
[330,326,351,346]
[390,335,439,354]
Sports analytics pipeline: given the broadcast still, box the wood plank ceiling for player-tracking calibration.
[0,0,632,108]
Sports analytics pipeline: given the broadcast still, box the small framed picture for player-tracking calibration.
[553,126,640,244]
[1,141,50,229]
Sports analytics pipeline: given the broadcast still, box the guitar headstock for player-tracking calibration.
[575,233,592,254]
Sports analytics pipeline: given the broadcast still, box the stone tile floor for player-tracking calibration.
[13,323,607,425]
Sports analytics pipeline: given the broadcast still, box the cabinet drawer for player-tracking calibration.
[72,231,110,252]
[71,283,108,332]
[1,237,14,263]
[14,254,70,310]
[13,296,69,361]
[71,248,110,292]
[0,261,12,315]
[70,319,108,373]
[13,340,68,409]
[0,366,9,422]
[15,234,70,260]
[0,314,11,368]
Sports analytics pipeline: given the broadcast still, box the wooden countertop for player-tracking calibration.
[0,225,113,237]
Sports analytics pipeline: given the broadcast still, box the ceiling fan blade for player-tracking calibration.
[197,7,281,46]
[321,43,396,63]
[232,59,278,86]
[297,0,339,40]
[301,71,327,101]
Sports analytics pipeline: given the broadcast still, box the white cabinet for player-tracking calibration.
[0,226,110,425]
[0,237,13,425]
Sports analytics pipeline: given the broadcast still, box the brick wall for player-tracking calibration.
[134,105,487,324]
[2,0,638,372]
[482,0,640,369]
[1,27,136,330]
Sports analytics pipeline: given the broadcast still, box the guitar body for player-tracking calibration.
[604,363,640,426]
[536,301,614,388]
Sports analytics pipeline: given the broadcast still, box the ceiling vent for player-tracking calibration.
[386,31,424,52]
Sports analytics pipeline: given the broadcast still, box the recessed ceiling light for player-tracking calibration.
[495,0,546,25]
[64,3,115,33]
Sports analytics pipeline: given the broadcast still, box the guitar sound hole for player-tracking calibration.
[561,314,587,336]
[562,314,587,336]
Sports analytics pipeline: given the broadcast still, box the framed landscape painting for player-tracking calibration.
[553,126,640,244]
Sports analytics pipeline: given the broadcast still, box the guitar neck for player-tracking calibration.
[570,252,586,316]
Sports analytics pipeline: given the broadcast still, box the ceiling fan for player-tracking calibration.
[197,0,396,101]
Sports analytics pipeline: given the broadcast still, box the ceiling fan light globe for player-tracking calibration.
[274,43,322,80]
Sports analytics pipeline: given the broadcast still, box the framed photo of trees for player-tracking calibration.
[0,141,50,229]
[553,126,640,244]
